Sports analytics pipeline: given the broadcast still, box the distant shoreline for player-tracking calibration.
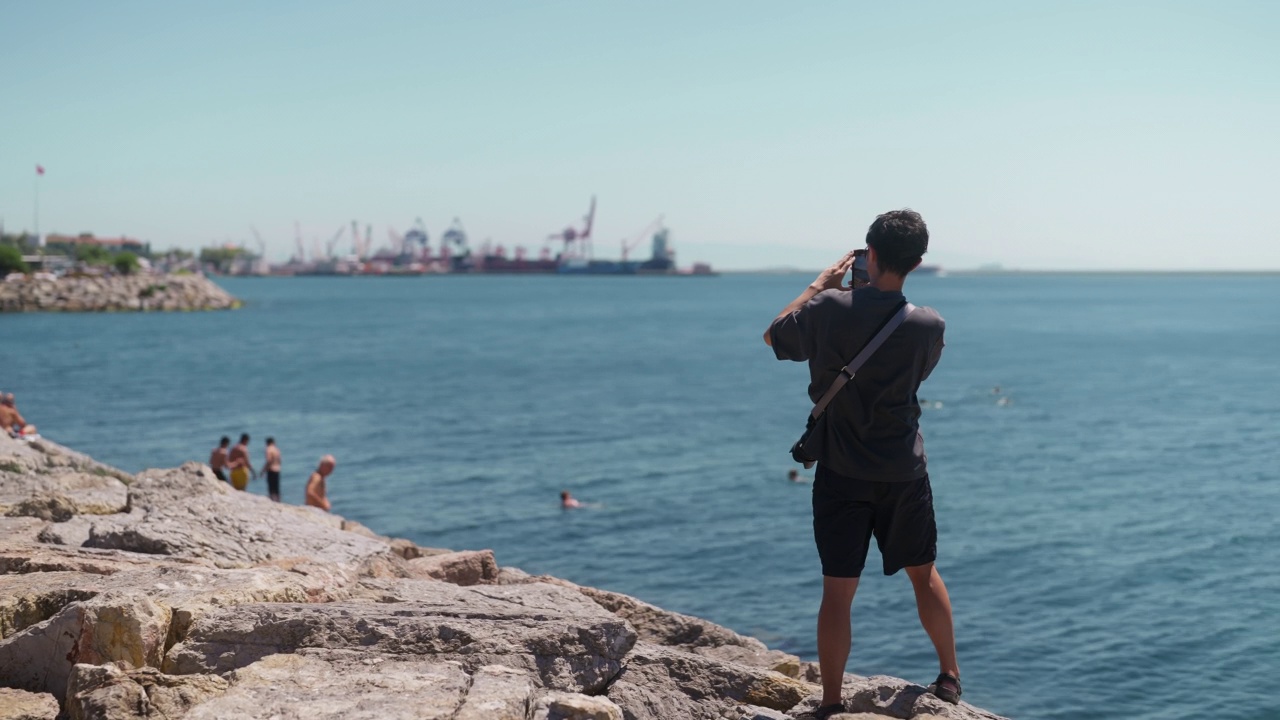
[714,268,1280,276]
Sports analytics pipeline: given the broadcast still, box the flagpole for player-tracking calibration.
[33,168,40,246]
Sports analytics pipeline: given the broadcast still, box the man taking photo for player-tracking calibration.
[764,209,959,718]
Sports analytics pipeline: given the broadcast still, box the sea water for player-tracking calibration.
[3,273,1277,720]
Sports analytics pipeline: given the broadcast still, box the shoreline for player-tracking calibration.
[0,434,1005,719]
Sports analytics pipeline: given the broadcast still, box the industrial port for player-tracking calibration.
[267,197,714,278]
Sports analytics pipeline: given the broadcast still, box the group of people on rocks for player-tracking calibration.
[0,392,37,438]
[208,433,336,512]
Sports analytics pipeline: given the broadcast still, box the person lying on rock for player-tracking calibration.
[305,455,336,511]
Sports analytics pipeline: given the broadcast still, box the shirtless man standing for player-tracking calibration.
[305,455,336,512]
[209,437,231,482]
[227,433,256,491]
[263,437,282,502]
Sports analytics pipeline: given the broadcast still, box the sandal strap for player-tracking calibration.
[934,672,962,695]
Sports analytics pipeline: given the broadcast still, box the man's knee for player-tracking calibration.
[904,562,937,586]
[821,576,860,606]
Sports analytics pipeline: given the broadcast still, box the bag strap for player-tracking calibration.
[809,302,916,420]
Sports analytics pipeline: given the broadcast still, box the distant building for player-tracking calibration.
[45,233,149,254]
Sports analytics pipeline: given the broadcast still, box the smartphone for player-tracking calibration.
[851,249,870,287]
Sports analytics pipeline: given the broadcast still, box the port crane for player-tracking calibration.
[250,226,267,260]
[621,215,664,261]
[403,218,429,259]
[547,196,595,261]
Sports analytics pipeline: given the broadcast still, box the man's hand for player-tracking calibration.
[765,251,857,346]
[810,251,857,292]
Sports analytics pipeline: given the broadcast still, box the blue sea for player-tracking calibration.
[3,273,1277,720]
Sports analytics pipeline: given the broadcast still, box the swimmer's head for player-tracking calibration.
[787,469,799,480]
[560,490,570,500]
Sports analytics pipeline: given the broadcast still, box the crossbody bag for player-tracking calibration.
[789,301,916,468]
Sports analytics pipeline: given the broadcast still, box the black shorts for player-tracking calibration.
[213,468,227,482]
[266,470,281,496]
[812,465,937,578]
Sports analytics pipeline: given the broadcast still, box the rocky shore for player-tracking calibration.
[0,274,239,313]
[0,435,1006,720]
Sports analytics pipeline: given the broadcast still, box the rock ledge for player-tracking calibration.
[0,435,1006,720]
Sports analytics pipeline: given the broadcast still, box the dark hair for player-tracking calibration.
[266,437,275,445]
[865,209,928,276]
[220,436,230,446]
[239,433,250,443]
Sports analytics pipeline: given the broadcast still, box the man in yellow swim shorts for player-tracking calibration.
[227,433,256,491]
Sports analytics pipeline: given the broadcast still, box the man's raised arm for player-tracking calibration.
[763,251,857,348]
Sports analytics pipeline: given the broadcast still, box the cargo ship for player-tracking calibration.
[448,198,712,275]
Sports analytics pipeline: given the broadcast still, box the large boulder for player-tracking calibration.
[66,662,229,720]
[165,580,637,694]
[0,590,170,698]
[512,575,804,677]
[406,549,500,585]
[185,653,470,720]
[0,688,59,720]
[606,642,814,720]
[0,563,327,699]
[533,691,625,720]
[82,463,401,572]
[0,436,132,485]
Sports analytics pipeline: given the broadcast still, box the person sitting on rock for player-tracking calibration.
[305,455,336,512]
[209,436,230,483]
[226,433,255,491]
[1,393,36,437]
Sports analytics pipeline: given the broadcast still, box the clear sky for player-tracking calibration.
[2,1,1277,270]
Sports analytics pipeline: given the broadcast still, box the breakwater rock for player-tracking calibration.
[0,274,239,313]
[0,435,1006,720]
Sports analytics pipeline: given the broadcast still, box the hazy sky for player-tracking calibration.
[2,1,1277,270]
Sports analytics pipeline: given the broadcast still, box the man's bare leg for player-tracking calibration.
[904,563,959,677]
[816,576,860,707]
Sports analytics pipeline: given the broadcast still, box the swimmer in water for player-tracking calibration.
[788,469,807,483]
[560,490,582,509]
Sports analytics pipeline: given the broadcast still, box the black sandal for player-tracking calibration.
[795,703,845,720]
[929,672,962,704]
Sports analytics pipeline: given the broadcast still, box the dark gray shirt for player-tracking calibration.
[770,286,945,482]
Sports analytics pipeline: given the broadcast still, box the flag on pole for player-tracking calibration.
[36,165,45,176]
